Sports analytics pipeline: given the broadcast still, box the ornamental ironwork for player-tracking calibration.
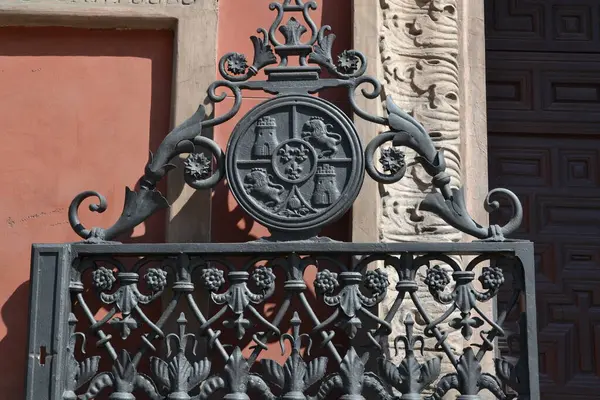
[25,1,539,400]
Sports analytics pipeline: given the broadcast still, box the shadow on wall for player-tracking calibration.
[0,26,174,399]
[0,282,30,396]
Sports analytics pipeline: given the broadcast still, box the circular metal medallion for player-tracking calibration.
[226,95,365,233]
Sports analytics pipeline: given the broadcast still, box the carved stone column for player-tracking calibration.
[354,0,491,393]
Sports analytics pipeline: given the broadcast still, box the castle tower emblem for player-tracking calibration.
[311,164,340,206]
[252,116,279,158]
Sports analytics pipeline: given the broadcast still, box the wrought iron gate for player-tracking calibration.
[25,1,539,399]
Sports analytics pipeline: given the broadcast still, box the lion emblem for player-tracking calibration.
[301,117,341,158]
[244,168,284,207]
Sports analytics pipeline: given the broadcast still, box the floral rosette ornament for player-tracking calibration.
[379,147,406,177]
[225,53,248,75]
[364,269,390,295]
[251,266,276,291]
[201,267,226,292]
[144,268,168,292]
[479,266,505,291]
[313,269,391,339]
[424,265,451,292]
[184,153,212,181]
[314,269,339,295]
[337,50,360,74]
[91,266,116,291]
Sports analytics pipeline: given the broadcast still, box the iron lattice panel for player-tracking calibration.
[26,242,538,400]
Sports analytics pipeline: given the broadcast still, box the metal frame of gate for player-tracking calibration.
[25,1,539,399]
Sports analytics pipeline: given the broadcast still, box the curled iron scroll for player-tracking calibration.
[268,1,318,48]
[309,26,368,79]
[218,29,277,82]
[68,104,228,242]
[364,96,523,241]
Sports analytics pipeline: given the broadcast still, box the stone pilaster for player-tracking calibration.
[379,0,461,242]
[355,0,491,395]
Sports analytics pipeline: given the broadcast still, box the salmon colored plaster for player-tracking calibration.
[0,27,173,398]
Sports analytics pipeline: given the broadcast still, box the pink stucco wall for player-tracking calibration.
[0,27,173,398]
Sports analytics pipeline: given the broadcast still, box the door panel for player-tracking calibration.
[486,0,600,397]
[486,0,600,53]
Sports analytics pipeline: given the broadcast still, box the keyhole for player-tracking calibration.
[39,346,47,366]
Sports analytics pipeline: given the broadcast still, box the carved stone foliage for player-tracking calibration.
[59,245,532,399]
[379,0,461,242]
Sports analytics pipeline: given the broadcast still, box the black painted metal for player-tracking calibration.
[25,1,539,399]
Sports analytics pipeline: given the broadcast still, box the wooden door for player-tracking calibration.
[485,1,600,397]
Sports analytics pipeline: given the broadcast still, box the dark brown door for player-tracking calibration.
[485,1,600,398]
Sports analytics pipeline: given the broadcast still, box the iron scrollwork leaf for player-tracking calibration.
[218,29,277,82]
[430,348,506,400]
[68,105,226,243]
[68,187,169,243]
[379,314,442,397]
[198,347,275,400]
[316,348,392,400]
[365,96,524,242]
[309,27,335,65]
[150,313,211,397]
[63,314,101,400]
[309,26,368,78]
[81,350,161,400]
[261,312,328,397]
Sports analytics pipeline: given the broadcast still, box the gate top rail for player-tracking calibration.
[66,241,531,257]
[66,0,524,243]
